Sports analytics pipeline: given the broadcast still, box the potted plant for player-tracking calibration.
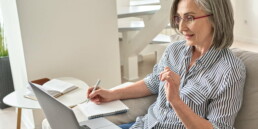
[0,25,14,109]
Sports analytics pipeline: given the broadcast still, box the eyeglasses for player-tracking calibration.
[173,14,213,25]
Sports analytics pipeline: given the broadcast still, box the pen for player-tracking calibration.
[92,79,101,93]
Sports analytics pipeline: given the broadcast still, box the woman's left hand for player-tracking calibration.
[159,67,181,103]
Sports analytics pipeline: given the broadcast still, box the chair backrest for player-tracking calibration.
[232,49,258,129]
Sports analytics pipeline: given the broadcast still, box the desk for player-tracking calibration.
[3,77,89,129]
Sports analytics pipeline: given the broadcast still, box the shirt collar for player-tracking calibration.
[184,44,222,68]
[196,46,222,68]
[184,44,193,58]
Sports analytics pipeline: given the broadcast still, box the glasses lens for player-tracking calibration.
[185,15,194,23]
[174,16,180,25]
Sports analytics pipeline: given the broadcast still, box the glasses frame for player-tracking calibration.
[174,14,213,25]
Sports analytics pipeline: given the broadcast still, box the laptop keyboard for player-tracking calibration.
[80,125,91,129]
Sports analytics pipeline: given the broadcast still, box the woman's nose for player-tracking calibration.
[178,20,188,32]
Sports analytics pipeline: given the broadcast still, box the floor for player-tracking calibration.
[0,107,26,129]
[0,41,257,129]
[121,53,156,83]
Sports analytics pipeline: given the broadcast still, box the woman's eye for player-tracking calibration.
[186,15,194,21]
[174,16,181,22]
[174,16,179,20]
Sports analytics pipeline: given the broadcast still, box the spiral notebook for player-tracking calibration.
[78,100,129,119]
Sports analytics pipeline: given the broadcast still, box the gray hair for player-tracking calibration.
[170,0,234,49]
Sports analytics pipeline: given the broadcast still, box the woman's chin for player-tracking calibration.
[186,40,195,46]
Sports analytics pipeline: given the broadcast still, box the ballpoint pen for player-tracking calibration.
[92,79,101,93]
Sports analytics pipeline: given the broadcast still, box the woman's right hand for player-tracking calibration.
[87,87,116,104]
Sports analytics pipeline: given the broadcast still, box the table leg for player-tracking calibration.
[17,108,22,129]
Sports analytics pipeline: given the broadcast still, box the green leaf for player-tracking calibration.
[0,26,8,57]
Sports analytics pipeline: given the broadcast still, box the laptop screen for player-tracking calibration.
[30,83,81,129]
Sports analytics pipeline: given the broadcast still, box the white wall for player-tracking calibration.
[16,0,121,88]
[1,0,121,128]
[116,0,129,10]
[232,0,258,44]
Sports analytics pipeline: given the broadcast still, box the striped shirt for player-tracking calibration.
[130,41,246,129]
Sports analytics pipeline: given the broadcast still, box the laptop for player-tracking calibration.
[29,82,121,129]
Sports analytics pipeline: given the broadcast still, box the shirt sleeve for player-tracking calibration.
[143,45,170,94]
[207,66,246,129]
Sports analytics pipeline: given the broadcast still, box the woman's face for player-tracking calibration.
[176,0,213,48]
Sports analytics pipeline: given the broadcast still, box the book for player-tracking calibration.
[24,78,78,100]
[31,78,50,85]
[77,100,129,119]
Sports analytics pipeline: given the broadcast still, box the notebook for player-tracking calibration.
[78,100,129,119]
[25,79,78,100]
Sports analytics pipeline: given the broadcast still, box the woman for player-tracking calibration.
[88,0,246,128]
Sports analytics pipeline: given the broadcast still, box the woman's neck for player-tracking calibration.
[187,43,212,71]
[192,43,211,57]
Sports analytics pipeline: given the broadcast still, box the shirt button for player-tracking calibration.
[163,111,167,115]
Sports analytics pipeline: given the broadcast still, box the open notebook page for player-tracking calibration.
[78,100,129,119]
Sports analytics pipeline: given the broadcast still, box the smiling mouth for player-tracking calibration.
[184,34,194,39]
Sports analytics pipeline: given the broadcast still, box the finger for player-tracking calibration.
[87,87,94,98]
[87,87,100,98]
[160,69,170,80]
[91,97,101,104]
[164,66,170,71]
[90,96,98,101]
[89,89,102,98]
[160,67,169,76]
[91,97,102,105]
[165,75,174,84]
[169,69,180,78]
[163,73,175,82]
[159,67,170,79]
[159,71,166,80]
[164,78,174,90]
[160,71,171,81]
[160,73,167,81]
[168,71,181,85]
[164,81,168,89]
[163,82,171,95]
[91,96,100,101]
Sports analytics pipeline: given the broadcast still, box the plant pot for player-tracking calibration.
[0,56,14,109]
